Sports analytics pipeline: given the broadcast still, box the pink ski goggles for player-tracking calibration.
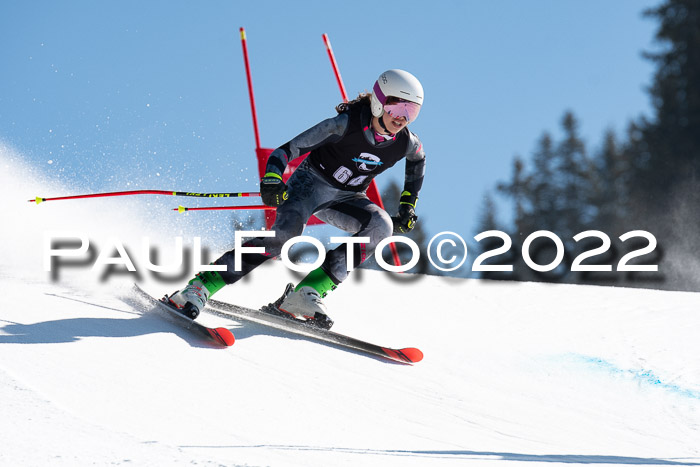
[374,82,421,123]
[384,98,422,123]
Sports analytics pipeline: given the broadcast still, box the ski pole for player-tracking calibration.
[29,190,261,204]
[174,205,274,213]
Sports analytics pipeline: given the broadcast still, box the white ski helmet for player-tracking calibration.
[371,69,424,122]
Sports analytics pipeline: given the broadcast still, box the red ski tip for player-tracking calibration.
[209,327,236,347]
[382,347,423,363]
[399,347,423,363]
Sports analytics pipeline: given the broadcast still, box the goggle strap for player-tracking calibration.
[373,82,387,104]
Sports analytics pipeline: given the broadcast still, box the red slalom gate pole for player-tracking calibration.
[322,33,402,268]
[322,33,348,103]
[29,190,261,204]
[240,27,262,150]
[241,27,277,229]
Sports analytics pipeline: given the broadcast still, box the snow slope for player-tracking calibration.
[1,145,700,466]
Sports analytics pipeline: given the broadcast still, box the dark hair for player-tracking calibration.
[335,92,371,114]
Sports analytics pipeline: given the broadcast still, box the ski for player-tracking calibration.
[205,298,423,364]
[133,285,235,347]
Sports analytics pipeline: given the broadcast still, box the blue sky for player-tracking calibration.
[1,0,660,267]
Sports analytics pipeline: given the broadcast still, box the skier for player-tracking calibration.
[167,69,426,329]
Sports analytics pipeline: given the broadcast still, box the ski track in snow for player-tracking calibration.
[2,145,700,466]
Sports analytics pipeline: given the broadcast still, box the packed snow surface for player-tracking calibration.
[1,146,699,466]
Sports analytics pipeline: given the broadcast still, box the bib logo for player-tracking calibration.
[352,153,383,173]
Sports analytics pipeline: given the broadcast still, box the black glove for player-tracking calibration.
[260,172,288,207]
[391,192,418,233]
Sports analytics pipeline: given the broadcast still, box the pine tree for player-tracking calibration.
[626,0,700,290]
[497,156,531,235]
[590,128,631,235]
[497,112,594,242]
[556,112,594,238]
[631,0,700,219]
[493,112,604,283]
[481,1,700,290]
[530,133,559,232]
[474,192,517,280]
